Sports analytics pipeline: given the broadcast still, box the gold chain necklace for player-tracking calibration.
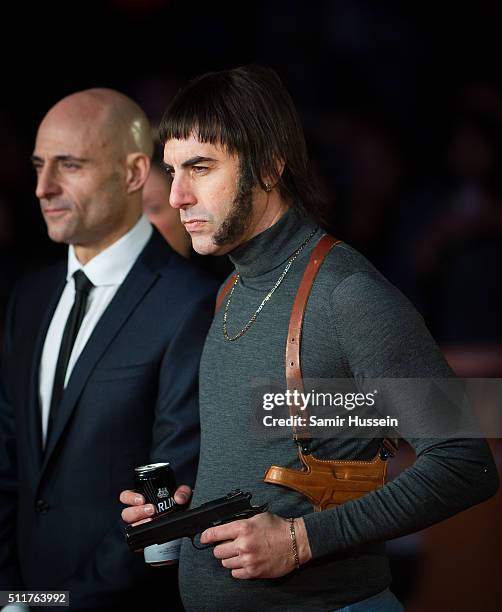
[223,229,317,341]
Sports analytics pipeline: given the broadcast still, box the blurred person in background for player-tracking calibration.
[387,108,502,376]
[143,149,192,258]
[415,112,502,375]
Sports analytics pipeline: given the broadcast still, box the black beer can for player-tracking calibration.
[134,462,178,516]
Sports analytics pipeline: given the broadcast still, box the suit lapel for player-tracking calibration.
[40,249,161,477]
[27,269,66,474]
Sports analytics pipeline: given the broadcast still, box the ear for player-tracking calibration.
[125,153,150,194]
[262,158,286,191]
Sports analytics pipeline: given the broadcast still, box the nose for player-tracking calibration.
[35,164,62,200]
[169,173,197,210]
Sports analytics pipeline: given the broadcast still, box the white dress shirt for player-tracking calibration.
[38,214,153,446]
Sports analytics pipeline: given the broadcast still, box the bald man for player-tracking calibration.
[0,89,216,609]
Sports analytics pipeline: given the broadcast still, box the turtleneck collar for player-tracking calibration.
[228,208,319,279]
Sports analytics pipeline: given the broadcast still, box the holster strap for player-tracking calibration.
[286,235,340,443]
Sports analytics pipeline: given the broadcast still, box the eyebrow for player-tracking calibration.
[162,156,218,172]
[30,154,89,164]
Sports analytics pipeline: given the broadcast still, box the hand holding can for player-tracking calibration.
[134,462,181,565]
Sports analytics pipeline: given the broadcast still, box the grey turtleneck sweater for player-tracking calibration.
[178,210,498,611]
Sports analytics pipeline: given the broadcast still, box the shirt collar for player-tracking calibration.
[67,214,153,286]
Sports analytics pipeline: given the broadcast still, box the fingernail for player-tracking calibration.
[144,505,155,515]
[200,529,209,544]
[134,496,143,504]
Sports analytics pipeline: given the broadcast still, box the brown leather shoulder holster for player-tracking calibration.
[217,234,397,511]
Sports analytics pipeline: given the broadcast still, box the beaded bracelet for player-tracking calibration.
[287,517,300,569]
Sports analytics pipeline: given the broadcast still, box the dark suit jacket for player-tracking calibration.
[0,229,217,608]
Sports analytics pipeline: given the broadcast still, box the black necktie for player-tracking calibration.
[47,270,94,438]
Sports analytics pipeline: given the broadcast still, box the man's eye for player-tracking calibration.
[192,166,208,174]
[62,162,81,170]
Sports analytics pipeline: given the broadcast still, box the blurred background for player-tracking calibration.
[1,1,501,609]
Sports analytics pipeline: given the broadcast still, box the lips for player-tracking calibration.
[43,207,71,216]
[183,219,208,231]
[41,198,73,215]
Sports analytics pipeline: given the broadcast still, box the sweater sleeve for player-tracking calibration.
[303,271,499,559]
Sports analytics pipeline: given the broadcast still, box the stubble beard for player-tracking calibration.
[213,163,254,247]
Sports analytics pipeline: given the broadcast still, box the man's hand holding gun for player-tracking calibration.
[120,486,312,579]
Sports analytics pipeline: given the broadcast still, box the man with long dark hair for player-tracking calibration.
[122,66,498,611]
